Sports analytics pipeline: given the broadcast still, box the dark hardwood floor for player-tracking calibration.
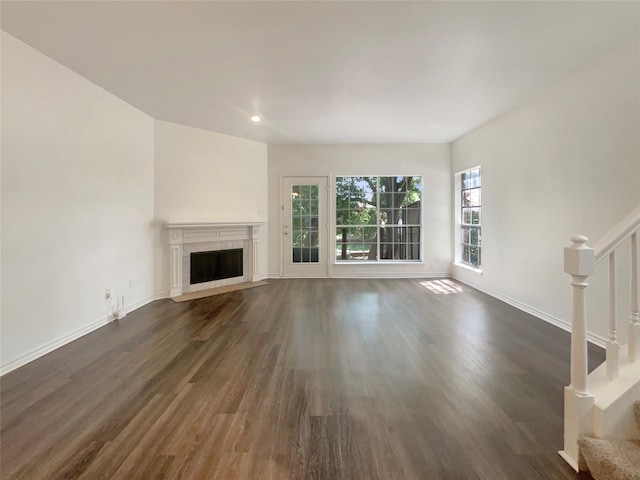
[1,278,603,479]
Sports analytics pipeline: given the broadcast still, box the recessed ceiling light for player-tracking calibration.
[250,115,261,123]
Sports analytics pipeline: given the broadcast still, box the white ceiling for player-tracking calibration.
[2,1,639,144]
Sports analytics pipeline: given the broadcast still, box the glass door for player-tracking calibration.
[282,177,328,277]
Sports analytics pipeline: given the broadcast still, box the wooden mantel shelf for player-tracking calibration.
[165,221,266,229]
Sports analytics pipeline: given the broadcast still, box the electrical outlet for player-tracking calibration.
[435,256,440,264]
[257,210,264,217]
[105,288,111,300]
[129,280,134,290]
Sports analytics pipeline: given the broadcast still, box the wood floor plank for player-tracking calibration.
[1,278,602,479]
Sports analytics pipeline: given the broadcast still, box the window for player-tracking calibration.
[335,176,421,262]
[459,168,481,267]
[291,184,320,263]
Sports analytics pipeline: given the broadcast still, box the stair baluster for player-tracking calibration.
[630,232,639,362]
[607,251,619,380]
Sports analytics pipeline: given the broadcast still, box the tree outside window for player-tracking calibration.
[460,168,481,267]
[336,176,422,261]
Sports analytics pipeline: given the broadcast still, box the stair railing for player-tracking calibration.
[560,205,640,470]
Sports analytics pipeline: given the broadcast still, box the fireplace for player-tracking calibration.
[165,222,265,298]
[190,248,243,284]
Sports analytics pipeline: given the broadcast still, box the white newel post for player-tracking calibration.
[630,232,639,362]
[560,235,595,471]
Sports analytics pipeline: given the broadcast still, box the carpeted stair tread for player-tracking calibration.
[578,437,640,480]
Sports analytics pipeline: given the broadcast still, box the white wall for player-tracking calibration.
[267,144,451,278]
[153,120,268,295]
[451,39,640,343]
[1,32,155,373]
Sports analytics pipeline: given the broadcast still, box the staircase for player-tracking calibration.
[559,205,640,473]
[578,402,640,479]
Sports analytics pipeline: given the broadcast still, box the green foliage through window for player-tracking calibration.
[460,168,481,267]
[335,176,422,261]
[291,184,320,263]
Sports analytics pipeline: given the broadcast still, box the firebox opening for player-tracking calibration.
[190,248,243,285]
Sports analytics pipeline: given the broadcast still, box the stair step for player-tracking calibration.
[579,437,640,480]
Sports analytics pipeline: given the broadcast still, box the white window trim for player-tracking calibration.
[454,166,482,272]
[333,175,424,264]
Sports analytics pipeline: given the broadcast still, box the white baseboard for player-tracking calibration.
[329,271,451,279]
[453,275,607,349]
[268,272,451,279]
[126,292,167,312]
[0,315,112,376]
[149,292,170,302]
[1,293,165,377]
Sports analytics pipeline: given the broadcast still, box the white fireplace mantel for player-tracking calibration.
[165,221,266,298]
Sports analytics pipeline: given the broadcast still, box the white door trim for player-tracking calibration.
[281,176,329,278]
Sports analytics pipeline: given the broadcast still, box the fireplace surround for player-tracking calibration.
[165,222,265,298]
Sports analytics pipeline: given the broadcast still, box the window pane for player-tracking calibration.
[403,208,420,225]
[471,207,481,225]
[462,188,480,207]
[380,243,393,260]
[309,230,319,248]
[462,208,472,224]
[469,227,480,246]
[394,225,408,243]
[407,226,420,243]
[388,209,403,225]
[469,247,480,267]
[462,227,470,244]
[379,192,393,210]
[471,169,481,187]
[363,183,375,203]
[346,226,362,243]
[292,231,303,248]
[363,227,377,243]
[392,193,405,209]
[462,169,481,189]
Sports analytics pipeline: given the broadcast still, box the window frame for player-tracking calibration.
[455,166,482,271]
[333,175,423,263]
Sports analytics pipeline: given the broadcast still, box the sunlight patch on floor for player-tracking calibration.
[419,279,464,294]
